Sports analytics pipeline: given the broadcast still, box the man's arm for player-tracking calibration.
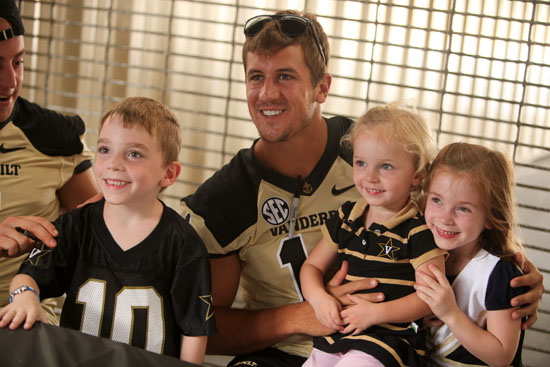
[326,260,383,306]
[57,168,99,213]
[206,255,382,356]
[0,168,99,258]
[206,254,307,355]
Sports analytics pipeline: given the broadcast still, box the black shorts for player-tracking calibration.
[227,347,307,367]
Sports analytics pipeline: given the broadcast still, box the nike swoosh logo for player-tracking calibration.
[331,184,355,196]
[0,144,25,153]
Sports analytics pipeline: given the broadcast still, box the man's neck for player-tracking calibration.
[253,115,327,179]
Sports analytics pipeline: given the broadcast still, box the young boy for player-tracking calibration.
[0,97,216,364]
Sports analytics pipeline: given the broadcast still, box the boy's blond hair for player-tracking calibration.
[342,102,434,201]
[100,97,181,165]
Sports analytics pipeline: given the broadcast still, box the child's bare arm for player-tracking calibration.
[300,238,343,331]
[180,335,207,365]
[448,307,520,365]
[417,264,521,365]
[0,274,44,330]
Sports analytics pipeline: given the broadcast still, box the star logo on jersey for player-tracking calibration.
[199,295,214,321]
[24,243,52,266]
[377,238,400,260]
[0,143,25,154]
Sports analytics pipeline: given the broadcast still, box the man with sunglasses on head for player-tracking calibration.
[181,11,366,366]
[180,9,544,367]
[0,0,98,323]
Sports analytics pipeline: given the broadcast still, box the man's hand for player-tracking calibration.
[0,216,58,258]
[325,261,384,306]
[510,253,545,329]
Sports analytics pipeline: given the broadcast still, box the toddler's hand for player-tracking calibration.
[310,292,343,332]
[340,294,379,335]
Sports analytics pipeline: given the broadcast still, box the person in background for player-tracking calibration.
[0,0,98,324]
[0,97,216,365]
[180,9,544,367]
[416,142,529,366]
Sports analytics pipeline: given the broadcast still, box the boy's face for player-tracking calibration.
[94,116,175,207]
[0,19,24,122]
[352,130,421,219]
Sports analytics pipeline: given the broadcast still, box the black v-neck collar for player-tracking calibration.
[92,200,173,264]
[246,117,345,195]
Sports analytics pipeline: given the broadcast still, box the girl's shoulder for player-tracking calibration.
[486,258,528,311]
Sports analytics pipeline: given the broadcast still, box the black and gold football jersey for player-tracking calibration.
[0,97,93,320]
[18,200,216,357]
[181,116,360,357]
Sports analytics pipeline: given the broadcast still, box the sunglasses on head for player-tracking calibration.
[243,14,327,66]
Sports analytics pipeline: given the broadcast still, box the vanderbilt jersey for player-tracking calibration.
[0,97,93,319]
[18,200,216,357]
[181,116,360,357]
[428,249,526,367]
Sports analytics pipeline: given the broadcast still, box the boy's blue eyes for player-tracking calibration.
[96,148,142,158]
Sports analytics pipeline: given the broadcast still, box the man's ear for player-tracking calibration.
[315,73,332,104]
[160,161,181,188]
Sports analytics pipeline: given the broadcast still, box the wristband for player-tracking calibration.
[9,285,40,303]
